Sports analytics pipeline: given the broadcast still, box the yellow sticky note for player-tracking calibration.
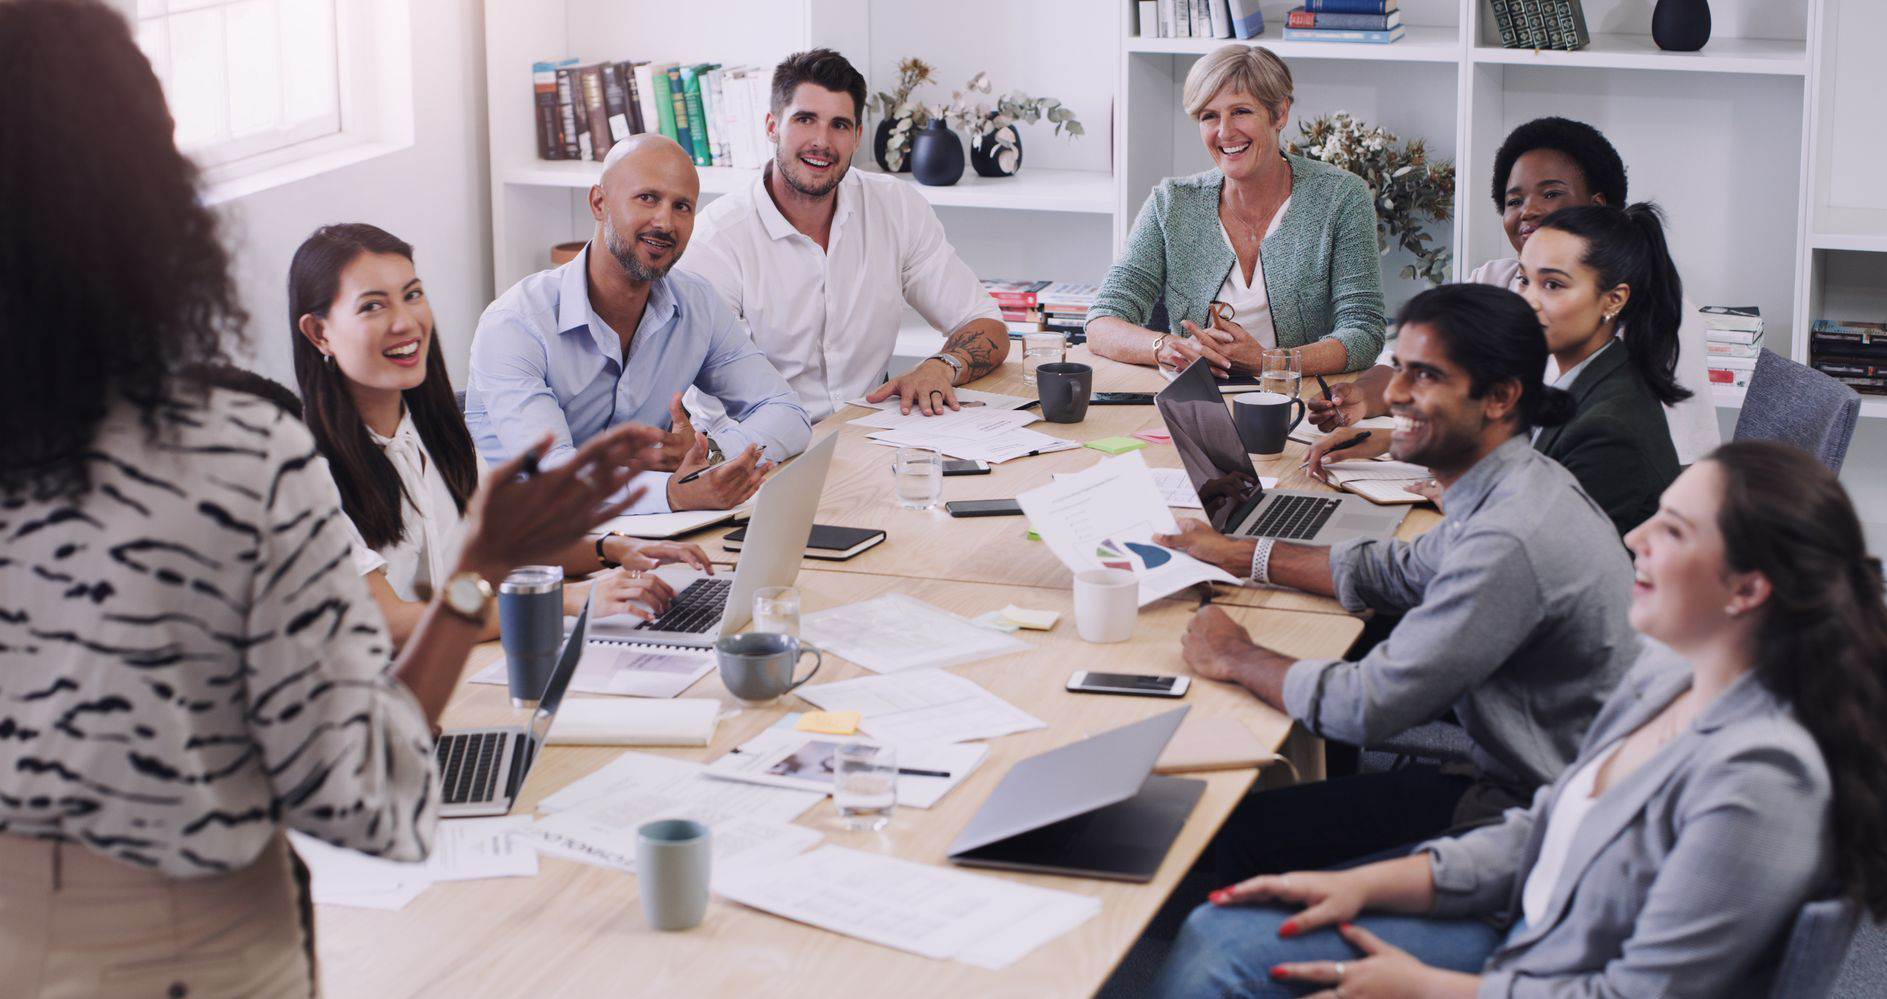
[795,710,861,735]
[1000,604,1060,630]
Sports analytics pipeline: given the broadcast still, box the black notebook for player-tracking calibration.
[722,523,886,561]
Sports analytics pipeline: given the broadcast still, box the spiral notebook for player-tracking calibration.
[470,639,716,699]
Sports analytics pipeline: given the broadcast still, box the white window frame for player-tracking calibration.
[107,0,414,200]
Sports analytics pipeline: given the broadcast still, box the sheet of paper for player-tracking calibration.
[795,668,1046,744]
[716,845,1100,967]
[847,388,1034,415]
[519,789,821,882]
[470,642,715,699]
[536,750,823,822]
[865,415,1077,464]
[704,729,989,809]
[849,401,1038,432]
[1020,451,1240,606]
[799,593,1030,674]
[288,818,538,911]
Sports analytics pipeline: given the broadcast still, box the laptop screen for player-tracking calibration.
[528,594,591,745]
[1155,360,1264,534]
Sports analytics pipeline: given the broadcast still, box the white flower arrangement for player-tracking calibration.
[1287,111,1456,284]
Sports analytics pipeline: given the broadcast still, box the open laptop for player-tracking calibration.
[1156,359,1407,545]
[436,597,591,818]
[590,433,838,648]
[948,707,1202,882]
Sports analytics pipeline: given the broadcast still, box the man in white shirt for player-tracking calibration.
[682,49,1008,424]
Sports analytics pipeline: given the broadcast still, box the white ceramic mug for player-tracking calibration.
[1073,568,1138,643]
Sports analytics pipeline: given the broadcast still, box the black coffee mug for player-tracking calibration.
[1037,362,1093,423]
[1231,391,1305,454]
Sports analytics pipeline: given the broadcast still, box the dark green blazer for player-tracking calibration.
[1534,342,1680,537]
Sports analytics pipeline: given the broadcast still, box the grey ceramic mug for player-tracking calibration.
[715,632,822,705]
[1231,391,1306,455]
[636,818,710,931]
[1036,362,1094,423]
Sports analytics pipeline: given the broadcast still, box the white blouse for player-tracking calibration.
[1520,738,1622,928]
[341,409,475,602]
[0,388,437,878]
[1210,195,1291,350]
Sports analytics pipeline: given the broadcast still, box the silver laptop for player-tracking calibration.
[436,597,591,819]
[590,433,838,648]
[947,707,1203,882]
[1157,359,1407,545]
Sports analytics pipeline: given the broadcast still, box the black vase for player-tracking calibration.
[1651,0,1711,52]
[910,119,964,187]
[970,119,1023,178]
[872,117,913,173]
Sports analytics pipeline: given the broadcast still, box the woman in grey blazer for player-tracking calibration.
[1154,441,1887,998]
[1086,45,1385,376]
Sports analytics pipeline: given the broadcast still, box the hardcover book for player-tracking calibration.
[1302,0,1396,12]
[680,64,713,167]
[532,60,565,160]
[578,63,610,161]
[555,65,584,160]
[1287,6,1401,30]
[1227,0,1265,37]
[1280,25,1404,42]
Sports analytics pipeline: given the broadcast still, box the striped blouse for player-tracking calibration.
[0,387,438,878]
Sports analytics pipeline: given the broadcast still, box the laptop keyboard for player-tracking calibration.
[1242,494,1342,541]
[634,577,732,634]
[436,730,511,805]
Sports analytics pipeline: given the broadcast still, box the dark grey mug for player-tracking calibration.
[1231,391,1306,455]
[1037,362,1093,423]
[498,565,563,708]
[715,632,822,705]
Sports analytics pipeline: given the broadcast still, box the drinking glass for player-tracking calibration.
[1021,332,1065,388]
[893,446,943,510]
[751,585,800,638]
[1259,348,1303,400]
[833,743,898,831]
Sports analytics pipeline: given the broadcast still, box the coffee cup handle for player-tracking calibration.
[1287,396,1306,434]
[785,642,822,692]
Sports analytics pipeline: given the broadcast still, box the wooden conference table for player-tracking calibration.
[314,348,1436,999]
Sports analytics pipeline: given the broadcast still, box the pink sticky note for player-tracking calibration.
[1134,430,1172,444]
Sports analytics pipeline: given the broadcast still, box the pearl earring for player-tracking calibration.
[1724,604,1740,617]
[1602,312,1618,325]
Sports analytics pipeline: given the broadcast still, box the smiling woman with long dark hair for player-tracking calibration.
[0,4,657,995]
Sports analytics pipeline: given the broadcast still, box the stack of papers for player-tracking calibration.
[544,697,721,746]
[717,845,1100,969]
[290,817,538,911]
[858,407,1078,464]
[1020,451,1240,605]
[705,728,989,809]
[470,641,715,699]
[799,593,1030,674]
[521,752,823,883]
[796,668,1046,744]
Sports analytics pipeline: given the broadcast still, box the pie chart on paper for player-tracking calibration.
[1123,542,1171,569]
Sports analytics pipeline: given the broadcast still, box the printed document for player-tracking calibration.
[288,816,538,911]
[1059,465,1274,510]
[716,845,1100,968]
[799,593,1030,674]
[1019,451,1240,605]
[795,668,1045,744]
[864,408,1077,464]
[470,641,715,699]
[705,729,989,809]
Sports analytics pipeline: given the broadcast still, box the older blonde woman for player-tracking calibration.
[1087,45,1385,377]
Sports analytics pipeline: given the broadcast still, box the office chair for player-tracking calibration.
[1769,895,1861,999]
[1731,349,1862,472]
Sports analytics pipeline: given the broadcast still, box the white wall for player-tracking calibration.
[219,0,493,388]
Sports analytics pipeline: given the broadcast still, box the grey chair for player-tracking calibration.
[1366,719,1476,767]
[1731,349,1862,472]
[1769,895,1861,999]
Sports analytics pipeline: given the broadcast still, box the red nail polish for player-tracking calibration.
[1270,967,1289,981]
[1340,921,1354,931]
[1278,922,1299,939]
[1208,890,1227,905]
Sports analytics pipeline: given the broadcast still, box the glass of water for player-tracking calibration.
[1021,332,1065,388]
[752,586,800,637]
[1260,347,1302,399]
[893,446,943,510]
[833,743,897,831]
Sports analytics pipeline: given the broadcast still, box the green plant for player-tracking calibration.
[866,58,936,171]
[869,60,1083,173]
[1285,112,1456,284]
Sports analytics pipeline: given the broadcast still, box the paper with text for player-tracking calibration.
[799,593,1030,674]
[470,642,715,699]
[795,668,1045,744]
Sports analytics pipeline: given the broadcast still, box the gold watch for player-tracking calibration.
[440,570,494,624]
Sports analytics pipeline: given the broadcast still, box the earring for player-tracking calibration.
[323,353,335,367]
[1602,312,1618,325]
[1724,604,1740,617]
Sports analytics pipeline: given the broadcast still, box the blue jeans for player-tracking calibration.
[1151,902,1506,998]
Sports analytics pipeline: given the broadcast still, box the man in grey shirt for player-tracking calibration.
[1159,283,1637,878]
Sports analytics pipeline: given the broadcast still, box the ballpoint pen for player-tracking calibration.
[1322,431,1373,456]
[1315,374,1333,403]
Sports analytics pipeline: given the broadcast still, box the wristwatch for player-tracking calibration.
[703,436,726,467]
[440,570,494,624]
[926,353,966,386]
[595,530,626,569]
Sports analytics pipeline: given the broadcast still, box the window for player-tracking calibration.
[134,0,341,170]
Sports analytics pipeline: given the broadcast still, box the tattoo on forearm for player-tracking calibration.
[941,327,1001,378]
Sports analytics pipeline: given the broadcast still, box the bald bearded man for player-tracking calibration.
[465,134,810,512]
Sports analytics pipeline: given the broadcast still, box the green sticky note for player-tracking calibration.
[1026,529,1041,541]
[1085,436,1147,455]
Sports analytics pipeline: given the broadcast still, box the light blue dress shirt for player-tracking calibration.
[464,243,810,512]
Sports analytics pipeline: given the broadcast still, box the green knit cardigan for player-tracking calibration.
[1090,154,1387,371]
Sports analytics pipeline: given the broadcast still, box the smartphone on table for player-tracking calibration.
[941,459,991,475]
[1065,671,1191,698]
[944,498,1024,518]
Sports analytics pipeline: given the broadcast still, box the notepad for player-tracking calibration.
[1322,460,1431,505]
[794,710,860,735]
[1084,435,1147,454]
[544,697,721,746]
[998,605,1059,630]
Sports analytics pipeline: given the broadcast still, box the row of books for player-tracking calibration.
[1810,320,1887,396]
[1282,2,1405,45]
[1488,0,1591,51]
[531,58,771,170]
[1135,0,1264,40]
[1701,306,1764,389]
[984,280,1102,341]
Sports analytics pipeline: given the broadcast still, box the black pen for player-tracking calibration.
[1323,430,1372,456]
[672,464,709,487]
[898,767,952,778]
[1315,374,1333,403]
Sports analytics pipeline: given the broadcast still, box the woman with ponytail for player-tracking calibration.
[1511,201,1683,535]
[291,224,711,647]
[1156,439,1887,998]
